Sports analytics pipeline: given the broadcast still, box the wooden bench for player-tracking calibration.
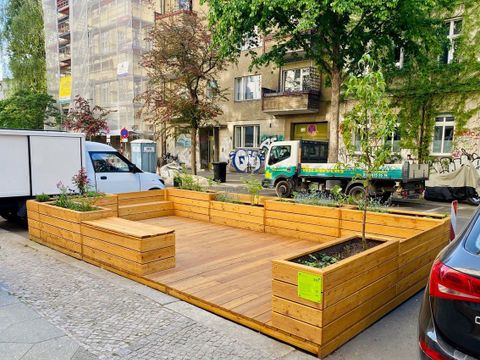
[81,217,175,276]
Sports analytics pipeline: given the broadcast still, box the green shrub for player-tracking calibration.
[241,176,263,205]
[35,193,50,202]
[292,191,339,207]
[356,198,389,213]
[177,172,205,192]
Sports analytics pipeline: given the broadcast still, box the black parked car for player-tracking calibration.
[419,211,480,359]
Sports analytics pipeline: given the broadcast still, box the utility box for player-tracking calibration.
[131,139,157,173]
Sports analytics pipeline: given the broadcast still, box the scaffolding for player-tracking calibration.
[43,0,162,134]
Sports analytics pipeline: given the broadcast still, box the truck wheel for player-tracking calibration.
[0,211,17,222]
[347,185,366,203]
[275,180,292,198]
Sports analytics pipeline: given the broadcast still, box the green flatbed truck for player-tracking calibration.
[262,140,429,199]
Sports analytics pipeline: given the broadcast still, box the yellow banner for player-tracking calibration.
[59,76,72,103]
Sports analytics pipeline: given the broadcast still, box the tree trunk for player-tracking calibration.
[328,67,341,163]
[191,127,197,175]
[362,180,368,249]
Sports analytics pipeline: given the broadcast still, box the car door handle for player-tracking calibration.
[100,176,107,180]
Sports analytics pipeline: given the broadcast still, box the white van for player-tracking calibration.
[0,129,164,221]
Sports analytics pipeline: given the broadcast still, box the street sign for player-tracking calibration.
[120,128,129,139]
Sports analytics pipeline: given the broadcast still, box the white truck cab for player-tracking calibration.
[86,141,164,193]
[0,129,164,222]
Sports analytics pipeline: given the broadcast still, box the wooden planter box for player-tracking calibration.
[92,194,119,216]
[272,236,399,358]
[27,201,114,259]
[215,192,277,206]
[82,217,176,276]
[264,200,342,242]
[167,188,216,222]
[209,201,265,232]
[117,190,173,220]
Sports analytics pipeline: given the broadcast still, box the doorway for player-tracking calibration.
[199,127,219,169]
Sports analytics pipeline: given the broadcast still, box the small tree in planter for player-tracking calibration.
[341,55,397,246]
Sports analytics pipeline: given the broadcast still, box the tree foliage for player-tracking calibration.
[64,96,111,139]
[0,90,60,129]
[138,13,227,175]
[341,55,397,244]
[203,0,452,162]
[0,0,46,92]
[388,0,480,161]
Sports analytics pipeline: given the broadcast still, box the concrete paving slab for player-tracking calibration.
[0,290,19,307]
[0,342,32,360]
[0,317,64,344]
[22,336,80,360]
[0,303,41,332]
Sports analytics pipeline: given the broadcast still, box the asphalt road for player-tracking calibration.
[0,199,476,360]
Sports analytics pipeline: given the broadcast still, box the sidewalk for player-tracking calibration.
[0,224,313,360]
[0,288,96,360]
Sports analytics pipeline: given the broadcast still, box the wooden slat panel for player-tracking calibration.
[210,201,264,217]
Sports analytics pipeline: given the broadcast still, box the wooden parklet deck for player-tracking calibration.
[140,216,323,351]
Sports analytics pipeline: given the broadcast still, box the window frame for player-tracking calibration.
[234,75,262,102]
[282,68,311,92]
[444,17,462,64]
[431,115,455,156]
[233,125,261,148]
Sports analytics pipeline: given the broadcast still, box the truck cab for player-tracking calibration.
[86,142,164,193]
[263,140,428,200]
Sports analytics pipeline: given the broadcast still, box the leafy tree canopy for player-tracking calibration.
[0,90,60,129]
[203,0,452,162]
[139,13,227,174]
[0,0,46,92]
[64,96,112,139]
[387,0,480,161]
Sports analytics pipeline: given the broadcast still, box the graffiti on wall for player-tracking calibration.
[229,134,284,173]
[175,134,192,166]
[229,148,264,173]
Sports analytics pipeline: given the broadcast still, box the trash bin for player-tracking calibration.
[212,162,227,183]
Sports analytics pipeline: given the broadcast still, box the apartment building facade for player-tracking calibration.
[43,0,166,149]
[43,1,479,170]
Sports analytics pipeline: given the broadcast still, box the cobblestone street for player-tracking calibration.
[0,223,311,360]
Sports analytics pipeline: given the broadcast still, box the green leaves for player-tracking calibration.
[0,90,60,129]
[0,0,46,92]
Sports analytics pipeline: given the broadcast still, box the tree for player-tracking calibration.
[0,0,46,92]
[64,96,111,139]
[341,55,397,245]
[388,0,480,161]
[0,90,60,129]
[138,13,227,175]
[204,0,452,162]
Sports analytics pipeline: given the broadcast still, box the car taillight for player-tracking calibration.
[429,260,480,303]
[419,338,448,360]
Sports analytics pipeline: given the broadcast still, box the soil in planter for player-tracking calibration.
[292,238,382,269]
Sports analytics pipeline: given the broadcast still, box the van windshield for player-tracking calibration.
[268,145,291,165]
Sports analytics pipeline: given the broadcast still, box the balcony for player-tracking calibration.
[262,90,321,115]
[59,45,71,62]
[154,0,194,21]
[57,0,69,14]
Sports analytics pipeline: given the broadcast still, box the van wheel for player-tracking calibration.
[347,185,366,203]
[275,180,292,198]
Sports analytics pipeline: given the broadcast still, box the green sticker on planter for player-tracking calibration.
[297,272,322,303]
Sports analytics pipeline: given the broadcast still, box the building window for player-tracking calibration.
[234,125,260,148]
[206,80,218,99]
[178,0,191,11]
[386,126,401,153]
[234,75,261,101]
[240,30,263,51]
[282,68,311,92]
[441,18,462,64]
[394,47,404,69]
[432,116,454,155]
